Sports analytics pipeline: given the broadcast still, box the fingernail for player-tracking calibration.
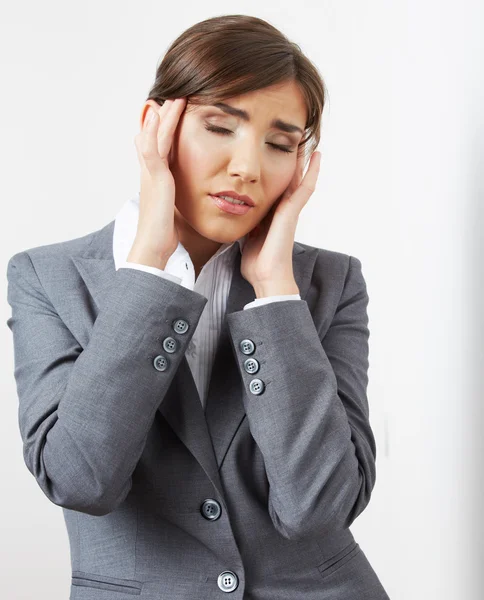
[147,108,156,123]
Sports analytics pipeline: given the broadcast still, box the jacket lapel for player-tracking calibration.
[71,220,224,495]
[70,217,316,494]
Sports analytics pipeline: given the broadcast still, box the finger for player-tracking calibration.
[143,99,172,156]
[137,102,168,167]
[156,98,187,159]
[298,151,321,196]
[139,99,171,145]
[152,98,175,129]
[278,151,306,203]
[139,99,184,172]
[140,107,162,172]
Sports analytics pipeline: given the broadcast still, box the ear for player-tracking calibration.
[140,100,161,130]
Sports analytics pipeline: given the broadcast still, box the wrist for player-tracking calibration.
[254,281,300,299]
[126,248,169,271]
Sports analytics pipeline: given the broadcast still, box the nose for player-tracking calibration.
[227,140,260,183]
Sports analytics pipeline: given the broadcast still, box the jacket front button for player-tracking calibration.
[239,339,255,355]
[153,355,169,371]
[162,337,178,353]
[243,357,259,374]
[249,378,265,395]
[217,571,238,592]
[200,499,222,521]
[172,318,189,334]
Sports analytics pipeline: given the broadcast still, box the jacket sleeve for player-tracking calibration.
[122,261,301,310]
[225,254,375,541]
[5,251,208,516]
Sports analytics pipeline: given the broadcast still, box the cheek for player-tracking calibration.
[174,135,212,183]
[270,165,296,200]
[177,123,226,171]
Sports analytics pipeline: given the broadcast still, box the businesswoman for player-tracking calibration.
[6,14,390,600]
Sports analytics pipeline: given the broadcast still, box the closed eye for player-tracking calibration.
[204,124,294,154]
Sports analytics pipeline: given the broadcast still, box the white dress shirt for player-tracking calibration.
[113,193,301,408]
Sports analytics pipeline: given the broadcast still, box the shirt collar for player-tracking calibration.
[113,192,247,271]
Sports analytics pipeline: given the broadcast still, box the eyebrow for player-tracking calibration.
[210,102,304,135]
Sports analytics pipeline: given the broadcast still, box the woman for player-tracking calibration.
[6,14,390,600]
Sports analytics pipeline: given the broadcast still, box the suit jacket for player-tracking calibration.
[5,218,390,599]
[112,191,302,411]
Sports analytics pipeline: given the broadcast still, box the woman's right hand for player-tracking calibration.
[127,97,188,269]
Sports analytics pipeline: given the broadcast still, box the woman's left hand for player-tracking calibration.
[241,150,322,298]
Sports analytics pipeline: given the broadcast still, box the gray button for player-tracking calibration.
[162,337,178,353]
[243,358,259,374]
[249,378,265,395]
[153,355,169,371]
[200,499,222,521]
[239,339,255,355]
[172,318,189,334]
[217,571,238,592]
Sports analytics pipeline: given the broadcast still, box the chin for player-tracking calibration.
[203,228,244,243]
[191,215,240,236]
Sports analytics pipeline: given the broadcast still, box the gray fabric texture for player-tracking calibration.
[5,218,390,599]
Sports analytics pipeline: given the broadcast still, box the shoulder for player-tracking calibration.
[295,239,363,280]
[6,221,111,277]
[294,240,368,328]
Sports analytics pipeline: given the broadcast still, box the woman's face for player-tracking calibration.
[147,80,308,247]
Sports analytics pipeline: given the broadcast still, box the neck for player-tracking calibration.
[174,209,224,275]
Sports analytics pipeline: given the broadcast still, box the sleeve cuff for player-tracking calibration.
[243,294,301,310]
[121,261,183,285]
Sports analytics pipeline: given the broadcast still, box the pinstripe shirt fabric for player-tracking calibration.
[112,193,301,409]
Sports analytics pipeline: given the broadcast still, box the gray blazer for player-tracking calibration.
[5,218,390,599]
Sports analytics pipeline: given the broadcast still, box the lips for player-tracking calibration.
[212,190,254,206]
[209,194,253,215]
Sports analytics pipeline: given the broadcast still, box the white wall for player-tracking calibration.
[1,1,482,598]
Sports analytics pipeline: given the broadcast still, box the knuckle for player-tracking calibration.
[301,182,315,193]
[140,145,156,158]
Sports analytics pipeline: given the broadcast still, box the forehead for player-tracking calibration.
[188,81,307,129]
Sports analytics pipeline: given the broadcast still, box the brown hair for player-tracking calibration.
[145,14,327,164]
